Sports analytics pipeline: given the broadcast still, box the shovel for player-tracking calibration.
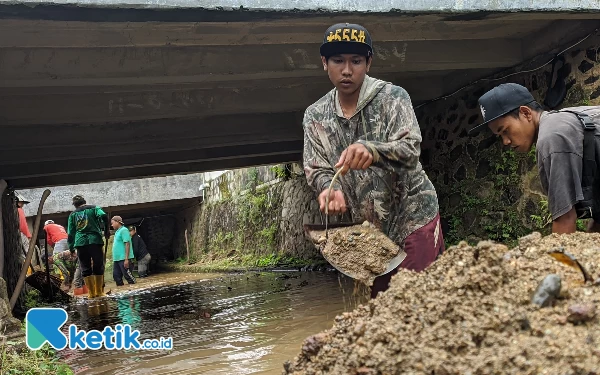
[303,222,407,280]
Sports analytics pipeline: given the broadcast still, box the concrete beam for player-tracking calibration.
[0,111,304,153]
[522,20,600,61]
[0,39,523,83]
[0,72,449,125]
[1,0,600,14]
[2,140,303,179]
[20,174,204,216]
[0,18,555,48]
[0,80,330,125]
[7,152,301,189]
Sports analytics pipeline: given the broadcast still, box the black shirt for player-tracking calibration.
[131,234,149,260]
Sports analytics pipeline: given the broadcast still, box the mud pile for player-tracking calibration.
[284,232,600,375]
[318,222,402,286]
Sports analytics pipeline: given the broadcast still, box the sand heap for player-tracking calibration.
[308,222,402,286]
[284,232,600,375]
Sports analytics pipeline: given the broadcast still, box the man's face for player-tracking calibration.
[129,230,135,237]
[111,220,120,230]
[17,202,24,208]
[322,54,371,96]
[487,107,537,153]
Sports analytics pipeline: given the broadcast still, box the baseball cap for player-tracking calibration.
[320,23,373,58]
[111,216,125,225]
[44,220,54,226]
[468,83,536,135]
[15,192,30,204]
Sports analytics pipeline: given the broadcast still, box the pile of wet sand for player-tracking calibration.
[284,232,600,375]
[308,222,402,286]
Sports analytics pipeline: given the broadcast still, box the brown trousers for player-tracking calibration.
[370,213,445,299]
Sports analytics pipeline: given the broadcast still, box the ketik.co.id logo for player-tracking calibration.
[26,308,173,350]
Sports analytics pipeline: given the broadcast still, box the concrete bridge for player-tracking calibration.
[1,0,600,188]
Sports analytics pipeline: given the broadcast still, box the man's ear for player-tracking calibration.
[366,56,373,72]
[321,56,328,71]
[521,106,534,121]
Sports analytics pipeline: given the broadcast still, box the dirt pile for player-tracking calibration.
[315,222,402,286]
[283,232,600,375]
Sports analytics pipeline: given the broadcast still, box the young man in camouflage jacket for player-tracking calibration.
[303,23,444,298]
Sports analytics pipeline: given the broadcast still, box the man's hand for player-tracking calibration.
[335,143,373,175]
[124,259,129,269]
[318,189,347,215]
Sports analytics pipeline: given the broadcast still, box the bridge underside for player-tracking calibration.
[1,6,599,188]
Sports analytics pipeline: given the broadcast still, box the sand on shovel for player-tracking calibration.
[284,232,600,375]
[309,221,402,287]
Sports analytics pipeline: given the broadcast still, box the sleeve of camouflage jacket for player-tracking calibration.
[54,259,72,284]
[356,87,421,172]
[302,110,341,194]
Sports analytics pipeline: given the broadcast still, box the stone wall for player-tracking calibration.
[172,164,334,265]
[19,173,204,218]
[417,33,600,246]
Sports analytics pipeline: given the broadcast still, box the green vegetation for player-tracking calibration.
[23,289,50,310]
[166,253,312,273]
[1,330,73,374]
[530,199,552,230]
[443,147,541,248]
[269,165,290,180]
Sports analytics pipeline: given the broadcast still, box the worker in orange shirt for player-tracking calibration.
[15,192,31,252]
[44,219,84,293]
[43,220,69,255]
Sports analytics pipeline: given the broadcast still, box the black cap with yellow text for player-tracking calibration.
[320,23,373,58]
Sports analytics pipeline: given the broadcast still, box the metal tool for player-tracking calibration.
[549,248,594,283]
[303,223,407,279]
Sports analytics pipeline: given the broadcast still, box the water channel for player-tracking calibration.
[58,271,368,375]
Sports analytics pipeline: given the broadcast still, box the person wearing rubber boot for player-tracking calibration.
[302,23,444,299]
[111,216,136,286]
[469,83,600,234]
[67,195,110,298]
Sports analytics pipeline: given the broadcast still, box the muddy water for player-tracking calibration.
[60,271,367,375]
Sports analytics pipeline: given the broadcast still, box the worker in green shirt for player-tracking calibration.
[111,216,136,286]
[67,194,110,298]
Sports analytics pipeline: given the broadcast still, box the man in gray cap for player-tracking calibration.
[111,215,135,286]
[470,83,600,234]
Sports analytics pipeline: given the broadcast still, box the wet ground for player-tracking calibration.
[58,271,367,375]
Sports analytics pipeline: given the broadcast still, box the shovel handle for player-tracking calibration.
[10,189,51,310]
[325,165,348,237]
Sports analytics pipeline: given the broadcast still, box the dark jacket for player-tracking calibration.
[131,234,149,261]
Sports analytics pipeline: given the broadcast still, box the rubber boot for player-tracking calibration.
[94,275,106,297]
[83,276,96,298]
[73,285,88,296]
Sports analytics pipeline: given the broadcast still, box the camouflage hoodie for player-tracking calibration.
[302,75,439,245]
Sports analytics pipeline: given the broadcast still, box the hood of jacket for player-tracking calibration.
[333,75,389,118]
